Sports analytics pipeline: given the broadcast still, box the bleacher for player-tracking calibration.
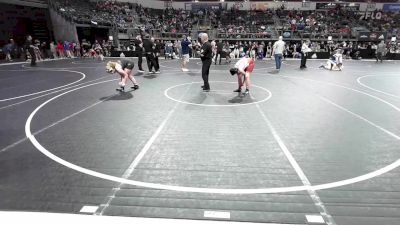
[49,0,400,42]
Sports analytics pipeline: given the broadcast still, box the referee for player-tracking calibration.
[199,33,212,91]
[133,35,144,73]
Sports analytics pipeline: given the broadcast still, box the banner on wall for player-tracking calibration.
[316,3,360,10]
[190,3,224,11]
[302,2,311,8]
[233,2,244,10]
[383,4,400,11]
[358,32,387,41]
[164,1,172,9]
[250,3,268,11]
[366,3,376,11]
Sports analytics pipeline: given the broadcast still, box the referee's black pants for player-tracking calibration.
[137,51,143,70]
[145,53,156,72]
[154,54,160,71]
[202,59,212,90]
[300,52,307,68]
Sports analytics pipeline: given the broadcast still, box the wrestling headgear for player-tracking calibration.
[230,68,238,76]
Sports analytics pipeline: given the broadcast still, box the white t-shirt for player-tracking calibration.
[273,40,286,55]
[235,57,250,71]
[301,43,312,53]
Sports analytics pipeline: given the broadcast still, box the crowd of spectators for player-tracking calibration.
[1,36,113,62]
[276,7,356,39]
[136,7,198,34]
[51,0,198,33]
[2,1,400,61]
[213,8,275,39]
[276,6,400,40]
[50,0,400,43]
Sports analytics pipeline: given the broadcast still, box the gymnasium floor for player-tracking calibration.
[1,57,400,225]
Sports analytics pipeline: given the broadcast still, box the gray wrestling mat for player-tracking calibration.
[1,58,400,225]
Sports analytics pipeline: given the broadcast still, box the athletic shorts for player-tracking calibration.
[121,60,135,70]
[245,60,255,73]
[182,54,190,63]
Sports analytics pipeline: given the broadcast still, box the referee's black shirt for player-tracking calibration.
[142,39,154,53]
[200,42,212,61]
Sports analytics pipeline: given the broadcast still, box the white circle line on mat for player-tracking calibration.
[0,70,86,102]
[357,75,400,99]
[24,75,400,194]
[164,81,272,107]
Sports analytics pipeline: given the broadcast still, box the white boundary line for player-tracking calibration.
[357,75,400,99]
[311,95,400,191]
[23,74,400,194]
[254,102,336,225]
[96,82,194,215]
[0,58,66,67]
[20,64,100,70]
[0,70,86,102]
[0,76,110,154]
[164,81,272,107]
[0,76,109,110]
[4,80,119,156]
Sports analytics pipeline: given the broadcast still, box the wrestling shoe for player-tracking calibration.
[202,87,210,92]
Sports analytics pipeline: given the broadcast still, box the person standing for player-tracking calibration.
[165,41,173,59]
[177,39,182,59]
[152,37,161,74]
[223,41,231,64]
[376,40,386,63]
[300,39,312,69]
[272,36,285,72]
[57,41,64,58]
[64,40,72,58]
[257,42,264,60]
[50,41,57,59]
[199,33,212,91]
[211,39,217,63]
[143,35,157,74]
[75,42,82,58]
[181,35,191,72]
[4,39,15,61]
[25,35,36,66]
[134,35,145,72]
[215,40,223,65]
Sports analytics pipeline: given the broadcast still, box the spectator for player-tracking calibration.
[272,36,285,72]
[50,41,57,59]
[4,39,15,61]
